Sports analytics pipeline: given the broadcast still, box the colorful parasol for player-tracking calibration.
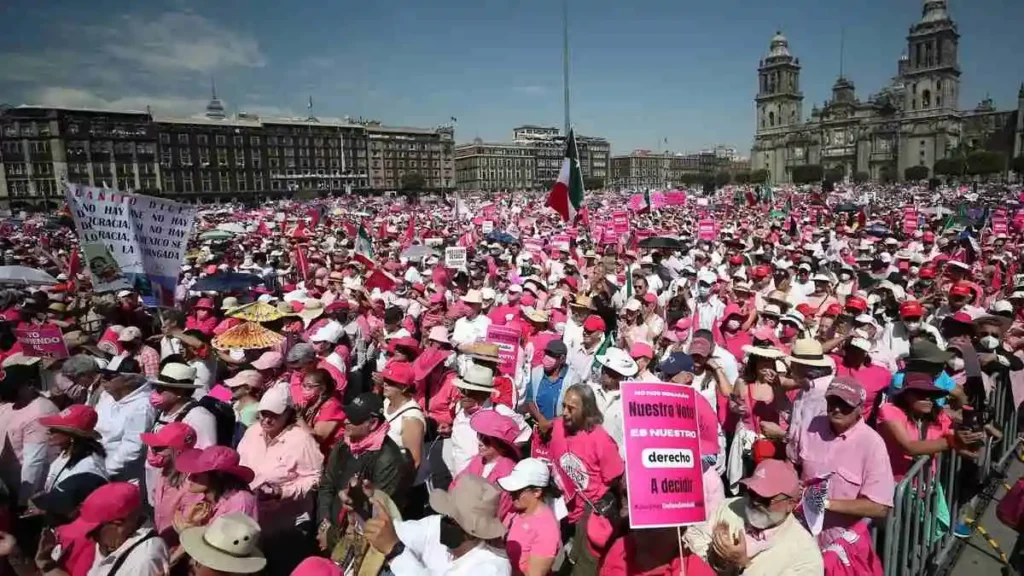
[227,301,285,323]
[212,321,285,351]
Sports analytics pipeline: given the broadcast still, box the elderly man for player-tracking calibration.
[446,364,529,478]
[58,354,103,406]
[94,356,156,483]
[451,290,491,350]
[686,459,824,575]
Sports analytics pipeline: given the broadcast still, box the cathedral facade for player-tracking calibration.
[751,0,1024,183]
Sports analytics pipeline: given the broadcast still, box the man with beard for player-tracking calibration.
[685,459,823,575]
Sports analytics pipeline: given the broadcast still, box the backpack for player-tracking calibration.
[997,478,1024,531]
[177,397,237,447]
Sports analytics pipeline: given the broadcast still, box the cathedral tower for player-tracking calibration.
[903,0,960,114]
[756,32,803,134]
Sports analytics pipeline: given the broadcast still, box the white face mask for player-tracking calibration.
[744,501,788,530]
[948,357,965,372]
[980,335,1001,351]
[725,319,741,331]
[905,321,921,333]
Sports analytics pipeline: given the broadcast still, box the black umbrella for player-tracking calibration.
[835,203,860,213]
[639,236,683,250]
[485,231,518,244]
[191,272,265,293]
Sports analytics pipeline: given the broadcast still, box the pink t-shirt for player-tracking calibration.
[830,357,892,420]
[876,403,952,481]
[790,416,895,543]
[178,489,259,525]
[0,396,59,498]
[548,420,625,523]
[506,504,560,576]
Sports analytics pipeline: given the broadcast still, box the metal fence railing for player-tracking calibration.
[878,375,1021,576]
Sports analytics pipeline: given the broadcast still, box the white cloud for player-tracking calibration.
[94,11,267,74]
[32,87,210,116]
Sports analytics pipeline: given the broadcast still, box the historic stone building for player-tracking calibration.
[752,0,1024,183]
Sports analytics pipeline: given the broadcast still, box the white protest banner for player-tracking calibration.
[424,238,444,248]
[445,246,467,269]
[65,184,197,307]
[481,220,494,234]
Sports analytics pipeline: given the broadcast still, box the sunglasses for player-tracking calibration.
[747,491,791,508]
[826,398,857,414]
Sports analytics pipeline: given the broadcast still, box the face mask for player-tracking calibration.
[838,273,851,282]
[905,321,921,333]
[948,357,965,372]
[980,335,1000,351]
[146,450,169,468]
[542,355,559,372]
[745,502,788,530]
[149,391,175,410]
[439,516,468,549]
[300,388,320,405]
[725,319,741,331]
[698,286,710,298]
[781,326,798,339]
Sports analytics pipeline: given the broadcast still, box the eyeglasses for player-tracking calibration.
[747,491,791,508]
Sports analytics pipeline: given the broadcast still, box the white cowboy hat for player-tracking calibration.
[595,347,639,377]
[461,289,484,305]
[455,364,496,393]
[180,513,265,574]
[151,363,200,389]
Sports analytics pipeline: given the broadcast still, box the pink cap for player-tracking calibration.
[251,351,284,371]
[291,557,342,576]
[69,482,142,534]
[740,459,801,499]
[175,446,255,484]
[140,422,197,450]
[629,342,654,360]
[381,360,415,388]
[194,298,215,310]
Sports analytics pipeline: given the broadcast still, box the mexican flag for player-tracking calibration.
[643,189,653,212]
[355,223,373,260]
[546,128,585,222]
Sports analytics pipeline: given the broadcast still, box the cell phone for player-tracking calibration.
[348,485,373,521]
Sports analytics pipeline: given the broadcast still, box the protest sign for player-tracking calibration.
[486,325,521,375]
[627,195,646,212]
[612,211,630,234]
[15,325,69,360]
[992,209,1008,236]
[444,246,467,268]
[424,237,443,247]
[65,184,197,307]
[621,381,706,528]
[523,238,544,253]
[664,190,687,206]
[552,233,570,252]
[481,220,494,234]
[902,207,919,235]
[697,219,716,241]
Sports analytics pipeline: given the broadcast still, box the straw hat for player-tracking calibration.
[212,322,285,351]
[741,345,785,360]
[228,301,285,323]
[296,299,325,326]
[785,339,831,367]
[464,342,502,364]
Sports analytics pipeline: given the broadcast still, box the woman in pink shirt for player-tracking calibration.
[713,303,752,361]
[452,410,521,524]
[184,298,219,336]
[730,348,790,448]
[140,422,198,537]
[829,337,892,420]
[297,369,347,454]
[876,372,984,482]
[497,458,560,576]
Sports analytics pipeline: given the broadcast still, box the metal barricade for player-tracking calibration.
[880,373,1021,576]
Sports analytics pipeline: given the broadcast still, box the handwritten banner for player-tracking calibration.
[15,324,69,360]
[622,381,707,528]
[65,184,197,307]
[486,325,521,375]
[444,246,467,268]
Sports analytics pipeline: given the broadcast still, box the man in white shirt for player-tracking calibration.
[693,271,726,331]
[70,482,169,576]
[451,289,492,350]
[365,473,511,576]
[93,356,156,483]
[588,347,639,456]
[445,365,530,477]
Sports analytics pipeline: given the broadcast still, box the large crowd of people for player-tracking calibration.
[0,182,1021,576]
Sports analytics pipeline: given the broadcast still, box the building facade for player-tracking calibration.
[453,125,610,191]
[0,97,455,209]
[751,0,1024,183]
[609,149,744,189]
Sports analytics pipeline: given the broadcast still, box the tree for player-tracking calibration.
[852,171,870,184]
[1012,156,1024,176]
[583,177,605,190]
[791,164,823,184]
[749,169,769,184]
[823,167,844,184]
[400,172,427,191]
[965,151,1005,178]
[904,165,930,181]
[678,172,702,186]
[933,157,966,177]
[734,171,751,184]
[715,171,732,187]
[701,176,717,192]
[879,165,895,183]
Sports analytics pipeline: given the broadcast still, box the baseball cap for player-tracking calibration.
[900,300,924,318]
[688,338,712,358]
[117,326,142,342]
[629,342,654,360]
[258,384,294,415]
[544,340,568,357]
[658,352,695,377]
[740,459,801,499]
[497,458,551,492]
[825,376,866,407]
[251,351,284,371]
[224,370,265,390]
[68,482,142,534]
[344,393,384,425]
[583,315,606,333]
[381,361,415,388]
[141,422,198,450]
[949,283,973,298]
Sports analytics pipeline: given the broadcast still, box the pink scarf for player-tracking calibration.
[346,421,388,457]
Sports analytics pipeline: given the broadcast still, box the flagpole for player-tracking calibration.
[562,0,571,135]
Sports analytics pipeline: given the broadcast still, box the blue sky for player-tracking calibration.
[1,0,1021,155]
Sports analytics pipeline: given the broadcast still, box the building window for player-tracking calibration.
[252,156,261,169]
[922,89,931,108]
[235,135,244,146]
[197,135,208,145]
[250,136,261,146]
[180,150,192,165]
[254,177,264,191]
[217,149,228,165]
[201,173,212,191]
[236,154,246,168]
[769,111,775,127]
[160,133,170,144]
[182,173,193,192]
[215,135,226,146]
[178,134,189,144]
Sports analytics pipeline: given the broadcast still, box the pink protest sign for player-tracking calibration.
[992,209,1008,235]
[601,230,619,245]
[664,190,687,206]
[627,195,646,212]
[650,192,667,210]
[622,381,706,528]
[552,233,571,252]
[697,219,716,241]
[612,211,630,234]
[486,325,521,375]
[523,238,544,253]
[902,207,919,234]
[15,324,69,360]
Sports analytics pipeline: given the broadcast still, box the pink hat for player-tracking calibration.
[224,370,266,389]
[194,298,215,310]
[740,459,801,499]
[469,410,520,451]
[251,351,284,371]
[175,446,256,484]
[429,292,446,305]
[141,422,197,450]
[291,557,342,576]
[629,342,654,360]
[69,482,142,534]
[39,405,99,438]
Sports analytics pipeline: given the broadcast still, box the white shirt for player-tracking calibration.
[567,339,603,387]
[94,383,156,481]
[87,523,169,576]
[451,314,491,347]
[190,359,215,400]
[391,515,511,576]
[590,384,624,457]
[448,403,530,477]
[45,452,108,492]
[159,336,183,359]
[693,296,726,331]
[881,321,946,361]
[384,397,427,449]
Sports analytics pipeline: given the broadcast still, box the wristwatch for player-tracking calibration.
[384,541,406,563]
